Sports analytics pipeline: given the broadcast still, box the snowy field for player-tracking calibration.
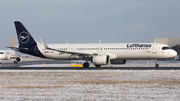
[0,69,180,100]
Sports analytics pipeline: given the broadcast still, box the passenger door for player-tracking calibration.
[152,44,157,54]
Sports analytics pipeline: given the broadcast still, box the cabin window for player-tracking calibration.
[162,47,171,50]
[0,52,4,54]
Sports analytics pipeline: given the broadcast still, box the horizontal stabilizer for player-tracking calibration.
[6,46,28,51]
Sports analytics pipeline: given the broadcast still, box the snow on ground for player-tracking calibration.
[0,70,180,100]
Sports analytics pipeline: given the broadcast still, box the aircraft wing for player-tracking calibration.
[40,38,93,57]
[9,55,22,59]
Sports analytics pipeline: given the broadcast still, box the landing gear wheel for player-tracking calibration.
[155,64,159,68]
[95,65,101,67]
[154,59,159,68]
[83,63,89,68]
[14,61,17,64]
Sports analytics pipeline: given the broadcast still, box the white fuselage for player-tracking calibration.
[36,43,177,60]
[0,50,15,60]
[12,21,178,67]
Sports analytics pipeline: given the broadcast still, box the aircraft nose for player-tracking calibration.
[0,54,5,59]
[172,50,177,57]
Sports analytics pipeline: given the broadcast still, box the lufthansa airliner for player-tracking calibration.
[8,21,177,68]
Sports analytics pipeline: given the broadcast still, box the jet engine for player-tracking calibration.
[92,54,109,65]
[15,57,22,63]
[110,59,126,64]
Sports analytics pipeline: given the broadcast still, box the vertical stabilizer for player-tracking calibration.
[13,21,45,58]
[14,21,37,46]
[11,36,14,50]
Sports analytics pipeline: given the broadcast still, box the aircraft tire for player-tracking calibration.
[14,61,17,64]
[83,63,89,68]
[155,64,159,68]
[95,65,101,67]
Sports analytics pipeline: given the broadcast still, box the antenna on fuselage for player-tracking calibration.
[99,39,101,43]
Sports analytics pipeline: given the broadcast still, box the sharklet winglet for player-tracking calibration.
[40,38,49,49]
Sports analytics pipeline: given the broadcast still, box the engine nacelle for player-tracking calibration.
[110,59,126,64]
[6,56,11,60]
[92,54,109,65]
[15,57,22,63]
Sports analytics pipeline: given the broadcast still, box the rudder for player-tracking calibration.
[14,21,37,46]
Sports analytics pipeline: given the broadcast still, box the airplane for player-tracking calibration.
[0,37,22,64]
[0,50,22,64]
[7,21,177,68]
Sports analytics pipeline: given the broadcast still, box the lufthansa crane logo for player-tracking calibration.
[19,31,29,44]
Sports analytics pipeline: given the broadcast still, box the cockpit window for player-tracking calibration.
[162,47,171,50]
[0,52,4,54]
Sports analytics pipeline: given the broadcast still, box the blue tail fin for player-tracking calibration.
[14,21,45,58]
[14,21,37,46]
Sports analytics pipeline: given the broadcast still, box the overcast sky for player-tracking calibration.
[0,0,180,49]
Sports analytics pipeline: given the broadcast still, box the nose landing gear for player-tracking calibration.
[155,59,159,68]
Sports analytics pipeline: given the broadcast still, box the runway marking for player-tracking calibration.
[71,63,83,67]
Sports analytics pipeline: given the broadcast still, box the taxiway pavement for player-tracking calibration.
[0,59,180,70]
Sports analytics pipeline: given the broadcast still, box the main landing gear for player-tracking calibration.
[155,59,159,68]
[14,61,18,64]
[83,62,101,68]
[83,62,89,68]
[95,65,101,67]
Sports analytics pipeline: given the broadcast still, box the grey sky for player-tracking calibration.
[0,0,180,49]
